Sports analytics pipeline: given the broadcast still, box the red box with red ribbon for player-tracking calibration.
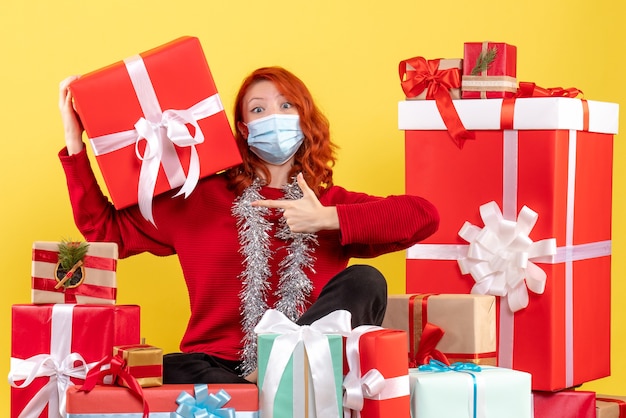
[382,294,496,367]
[533,390,596,418]
[399,97,618,391]
[69,36,242,221]
[65,383,259,417]
[461,41,517,98]
[9,304,140,418]
[343,327,410,418]
[597,394,626,418]
[31,241,118,304]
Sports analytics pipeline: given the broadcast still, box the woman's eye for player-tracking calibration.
[281,102,293,109]
[251,106,264,113]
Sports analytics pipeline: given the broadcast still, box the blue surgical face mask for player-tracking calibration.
[245,114,304,165]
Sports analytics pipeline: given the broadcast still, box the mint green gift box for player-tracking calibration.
[257,333,343,418]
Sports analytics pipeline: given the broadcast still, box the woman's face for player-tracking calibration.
[239,80,298,127]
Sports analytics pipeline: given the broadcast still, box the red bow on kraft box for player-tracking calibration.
[399,57,474,149]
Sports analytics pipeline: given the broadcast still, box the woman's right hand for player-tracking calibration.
[58,76,84,155]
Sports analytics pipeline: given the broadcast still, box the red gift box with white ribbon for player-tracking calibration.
[9,304,140,418]
[70,36,242,224]
[399,96,618,390]
[343,326,411,418]
[31,241,118,304]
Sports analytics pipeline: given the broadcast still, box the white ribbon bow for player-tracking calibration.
[457,201,557,312]
[342,325,410,418]
[8,353,91,418]
[254,309,353,418]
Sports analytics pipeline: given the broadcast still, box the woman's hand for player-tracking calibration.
[252,173,339,233]
[58,75,84,155]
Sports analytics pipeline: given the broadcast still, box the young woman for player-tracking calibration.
[58,66,439,383]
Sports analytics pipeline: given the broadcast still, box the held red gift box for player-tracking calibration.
[9,304,140,418]
[597,394,626,418]
[70,36,242,222]
[31,241,118,304]
[533,390,596,418]
[381,294,496,367]
[65,383,259,417]
[461,42,517,99]
[343,326,410,418]
[399,97,618,391]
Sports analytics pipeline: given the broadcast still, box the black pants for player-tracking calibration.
[163,264,387,384]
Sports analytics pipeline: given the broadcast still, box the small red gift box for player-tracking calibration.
[533,390,596,418]
[597,394,626,418]
[9,304,141,418]
[70,36,242,223]
[31,241,118,304]
[399,97,618,391]
[343,326,410,418]
[65,383,259,417]
[461,42,517,98]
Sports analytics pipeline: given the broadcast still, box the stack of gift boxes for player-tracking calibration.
[7,36,624,418]
[394,41,622,417]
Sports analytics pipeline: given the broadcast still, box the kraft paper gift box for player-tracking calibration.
[399,57,462,100]
[255,309,351,418]
[597,394,626,418]
[9,304,141,418]
[65,383,259,417]
[31,241,118,304]
[399,97,618,391]
[532,390,595,418]
[70,36,242,223]
[381,294,496,366]
[113,344,163,388]
[409,363,532,418]
[461,41,517,98]
[343,326,410,418]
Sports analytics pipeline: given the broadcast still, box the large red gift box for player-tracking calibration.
[31,241,118,304]
[9,304,140,418]
[533,390,596,418]
[70,36,242,223]
[461,42,517,98]
[399,97,618,391]
[65,383,259,417]
[343,326,410,418]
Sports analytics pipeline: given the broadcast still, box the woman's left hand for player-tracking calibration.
[252,173,339,233]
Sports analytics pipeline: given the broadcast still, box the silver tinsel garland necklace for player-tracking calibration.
[232,177,318,376]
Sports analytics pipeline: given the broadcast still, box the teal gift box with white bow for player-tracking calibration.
[255,309,350,418]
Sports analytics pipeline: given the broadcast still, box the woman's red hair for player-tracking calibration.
[226,67,337,196]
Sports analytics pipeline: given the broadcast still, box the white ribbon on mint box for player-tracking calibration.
[88,54,225,225]
[406,129,612,387]
[342,325,410,418]
[254,309,352,418]
[8,304,95,418]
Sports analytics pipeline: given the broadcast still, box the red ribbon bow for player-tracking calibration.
[516,82,583,98]
[501,82,588,131]
[409,322,450,368]
[399,56,474,149]
[80,355,149,418]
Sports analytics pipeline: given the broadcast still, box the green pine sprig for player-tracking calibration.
[58,239,90,271]
[470,46,498,75]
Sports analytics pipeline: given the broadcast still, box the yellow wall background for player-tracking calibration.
[1,0,624,413]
